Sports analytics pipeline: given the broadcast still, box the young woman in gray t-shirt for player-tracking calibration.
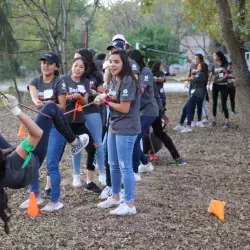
[96,50,140,215]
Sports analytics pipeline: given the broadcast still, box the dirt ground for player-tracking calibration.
[1,92,250,250]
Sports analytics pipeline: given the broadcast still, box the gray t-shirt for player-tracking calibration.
[153,80,162,111]
[212,63,229,85]
[108,76,141,135]
[191,72,206,98]
[2,151,40,189]
[140,67,158,117]
[61,74,90,123]
[28,76,67,103]
[129,60,140,75]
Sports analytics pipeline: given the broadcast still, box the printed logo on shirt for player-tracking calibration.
[61,82,67,90]
[132,64,137,70]
[109,90,116,96]
[122,89,128,97]
[144,75,149,81]
[90,81,95,89]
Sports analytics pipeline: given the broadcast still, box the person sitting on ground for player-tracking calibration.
[0,94,88,234]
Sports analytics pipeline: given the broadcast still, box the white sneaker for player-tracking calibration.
[72,174,82,187]
[19,196,44,209]
[134,173,142,182]
[173,124,184,131]
[196,121,205,128]
[191,121,195,127]
[97,197,122,209]
[41,201,64,212]
[138,163,154,173]
[110,203,136,215]
[99,186,112,200]
[180,127,192,133]
[202,118,208,124]
[98,172,107,186]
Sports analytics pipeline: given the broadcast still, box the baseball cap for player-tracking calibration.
[112,34,126,42]
[106,41,125,51]
[88,48,97,55]
[39,52,59,64]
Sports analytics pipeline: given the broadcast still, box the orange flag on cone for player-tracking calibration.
[26,192,40,217]
[18,124,25,138]
[208,200,226,221]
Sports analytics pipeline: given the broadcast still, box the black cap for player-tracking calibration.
[106,41,125,51]
[39,52,59,64]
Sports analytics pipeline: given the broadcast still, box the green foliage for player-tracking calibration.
[0,2,20,80]
[126,25,180,64]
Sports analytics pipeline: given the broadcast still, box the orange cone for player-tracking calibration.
[26,192,40,217]
[208,200,226,221]
[18,124,25,138]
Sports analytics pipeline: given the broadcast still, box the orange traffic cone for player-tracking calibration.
[18,124,25,138]
[208,200,226,221]
[26,192,40,217]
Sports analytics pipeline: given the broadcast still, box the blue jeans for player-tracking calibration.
[28,103,76,198]
[84,113,104,171]
[29,125,66,202]
[180,95,203,126]
[133,116,156,173]
[108,132,136,203]
[46,126,66,202]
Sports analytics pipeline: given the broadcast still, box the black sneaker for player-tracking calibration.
[84,182,102,194]
[43,188,51,199]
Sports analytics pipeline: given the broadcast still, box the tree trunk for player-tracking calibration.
[216,0,250,128]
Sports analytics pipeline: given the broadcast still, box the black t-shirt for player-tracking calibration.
[61,74,90,123]
[84,72,104,114]
[28,76,67,103]
[190,72,206,98]
[211,62,229,85]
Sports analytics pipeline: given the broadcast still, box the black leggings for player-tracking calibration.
[33,102,76,166]
[152,115,180,160]
[0,135,13,149]
[212,84,229,119]
[228,86,236,113]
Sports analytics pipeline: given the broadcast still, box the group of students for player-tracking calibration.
[0,33,187,233]
[173,51,236,133]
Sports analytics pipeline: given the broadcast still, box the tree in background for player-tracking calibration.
[9,0,100,73]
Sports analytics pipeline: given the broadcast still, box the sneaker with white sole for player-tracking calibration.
[110,203,136,215]
[138,163,154,173]
[97,197,122,209]
[98,172,107,186]
[180,127,192,133]
[191,121,195,127]
[202,118,208,124]
[134,173,142,182]
[72,174,82,187]
[71,134,89,155]
[99,186,112,200]
[41,201,64,212]
[173,124,184,131]
[196,121,205,128]
[19,196,44,209]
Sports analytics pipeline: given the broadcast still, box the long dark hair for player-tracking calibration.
[127,49,146,71]
[151,61,162,77]
[195,54,204,64]
[215,51,228,66]
[75,48,98,77]
[110,50,139,89]
[0,150,10,234]
[72,56,89,75]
